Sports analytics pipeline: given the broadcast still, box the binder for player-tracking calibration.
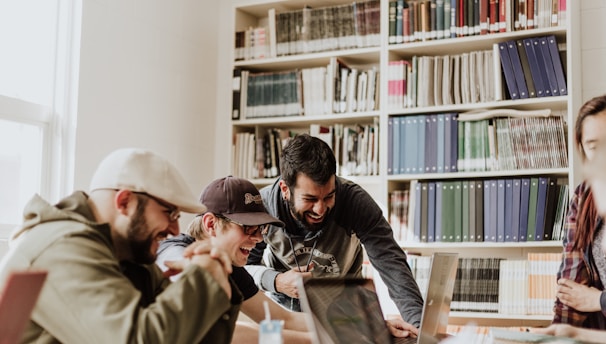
[518,178,531,242]
[522,38,547,97]
[538,36,560,97]
[497,42,519,99]
[546,35,568,96]
[515,39,536,97]
[505,40,529,98]
[531,37,553,97]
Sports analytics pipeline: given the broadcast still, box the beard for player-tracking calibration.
[127,202,156,264]
[287,196,329,232]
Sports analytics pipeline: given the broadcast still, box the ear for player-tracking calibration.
[114,189,134,216]
[278,180,290,201]
[201,213,218,237]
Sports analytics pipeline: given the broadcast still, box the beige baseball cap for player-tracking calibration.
[89,148,206,214]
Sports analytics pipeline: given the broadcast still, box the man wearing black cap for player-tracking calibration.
[246,134,424,339]
[157,176,311,344]
[0,148,239,343]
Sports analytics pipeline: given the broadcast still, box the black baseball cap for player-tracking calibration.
[200,176,284,227]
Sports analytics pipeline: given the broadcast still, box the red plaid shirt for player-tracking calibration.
[553,182,606,329]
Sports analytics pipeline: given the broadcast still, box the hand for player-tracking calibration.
[385,316,418,338]
[275,265,313,298]
[556,278,602,312]
[165,241,233,299]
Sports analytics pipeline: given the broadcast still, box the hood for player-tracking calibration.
[12,191,99,240]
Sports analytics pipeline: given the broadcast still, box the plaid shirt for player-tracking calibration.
[553,182,606,329]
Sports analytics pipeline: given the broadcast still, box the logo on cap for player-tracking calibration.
[244,193,263,205]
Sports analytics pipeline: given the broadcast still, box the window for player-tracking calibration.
[0,1,81,238]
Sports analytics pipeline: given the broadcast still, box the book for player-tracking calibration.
[496,179,505,242]
[427,182,437,242]
[506,40,529,98]
[497,42,520,99]
[546,35,567,96]
[421,182,429,242]
[462,181,470,242]
[389,0,398,44]
[435,181,444,242]
[504,179,514,242]
[511,179,522,242]
[475,180,484,241]
[232,68,243,120]
[533,177,549,241]
[526,177,539,241]
[542,178,559,241]
[515,39,537,97]
[522,37,547,97]
[531,37,553,97]
[453,181,463,242]
[537,36,560,97]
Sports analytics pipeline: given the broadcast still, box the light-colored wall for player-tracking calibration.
[581,1,606,99]
[74,0,220,227]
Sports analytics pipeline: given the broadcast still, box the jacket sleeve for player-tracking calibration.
[343,182,424,326]
[29,231,239,344]
[553,183,591,326]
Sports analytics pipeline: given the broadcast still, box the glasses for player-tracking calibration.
[216,214,269,236]
[134,192,181,222]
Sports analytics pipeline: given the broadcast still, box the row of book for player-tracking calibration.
[387,49,499,109]
[234,0,380,61]
[409,253,561,315]
[388,0,567,44]
[387,34,564,110]
[498,35,567,100]
[232,122,380,179]
[387,111,568,175]
[232,59,379,120]
[389,177,570,243]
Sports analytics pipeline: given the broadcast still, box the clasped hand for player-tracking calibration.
[163,241,233,298]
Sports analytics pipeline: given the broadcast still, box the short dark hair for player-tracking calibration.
[280,134,336,188]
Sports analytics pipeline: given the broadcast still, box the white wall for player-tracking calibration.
[581,1,606,99]
[75,0,220,226]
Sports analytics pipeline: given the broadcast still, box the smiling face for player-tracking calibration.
[203,213,264,267]
[280,174,336,231]
[120,192,180,264]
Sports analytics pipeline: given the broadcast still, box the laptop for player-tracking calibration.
[0,270,47,344]
[297,252,459,344]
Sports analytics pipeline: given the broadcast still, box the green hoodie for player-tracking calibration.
[0,191,241,344]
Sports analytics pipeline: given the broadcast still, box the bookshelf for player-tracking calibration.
[227,0,580,327]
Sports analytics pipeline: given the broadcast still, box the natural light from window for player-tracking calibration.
[0,0,80,239]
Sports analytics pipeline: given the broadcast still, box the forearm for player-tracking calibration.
[245,265,280,293]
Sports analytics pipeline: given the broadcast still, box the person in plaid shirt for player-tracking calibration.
[553,94,606,329]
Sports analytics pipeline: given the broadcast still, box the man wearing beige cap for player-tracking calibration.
[0,148,240,344]
[157,176,311,343]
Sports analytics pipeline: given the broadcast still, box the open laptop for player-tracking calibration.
[0,270,47,344]
[297,252,459,344]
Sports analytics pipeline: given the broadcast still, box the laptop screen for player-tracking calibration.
[298,252,459,344]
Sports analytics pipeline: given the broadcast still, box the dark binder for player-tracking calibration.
[533,177,549,241]
[475,180,484,241]
[538,36,560,97]
[506,40,529,98]
[531,37,554,97]
[522,38,547,97]
[518,178,531,242]
[515,39,537,98]
[542,178,560,240]
[497,42,520,99]
[504,179,514,242]
[546,35,568,96]
[511,179,522,242]
[496,179,505,242]
[413,181,422,242]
